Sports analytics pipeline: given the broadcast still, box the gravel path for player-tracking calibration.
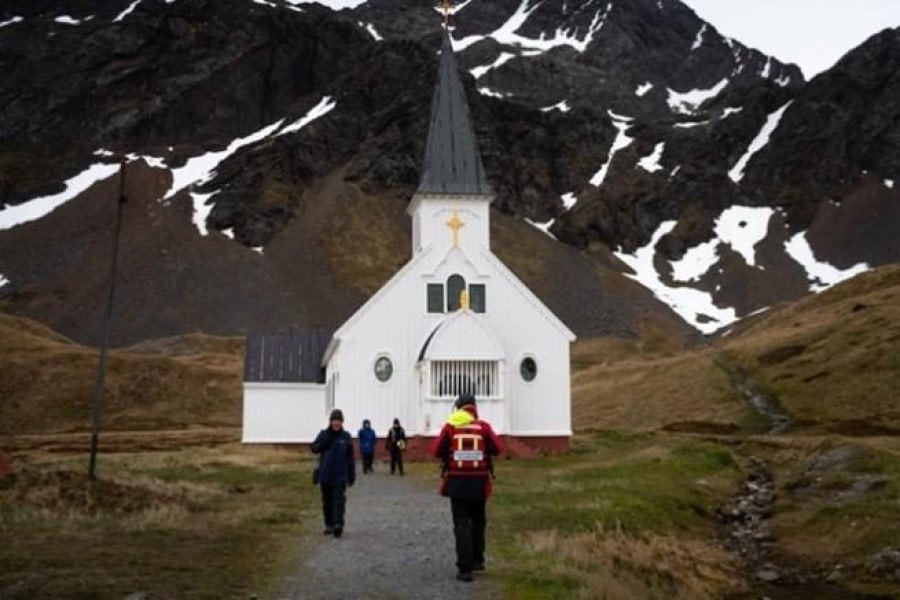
[273,468,497,599]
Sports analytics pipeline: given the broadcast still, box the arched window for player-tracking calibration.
[447,274,466,311]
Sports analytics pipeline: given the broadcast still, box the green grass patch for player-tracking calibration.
[487,432,744,598]
[0,445,317,599]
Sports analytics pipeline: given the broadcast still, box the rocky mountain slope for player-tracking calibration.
[0,0,897,343]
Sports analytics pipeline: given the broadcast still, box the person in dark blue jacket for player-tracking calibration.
[311,409,355,537]
[358,419,377,474]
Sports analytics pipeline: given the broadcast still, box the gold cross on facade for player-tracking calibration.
[446,210,465,246]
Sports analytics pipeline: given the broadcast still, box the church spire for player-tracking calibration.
[416,23,492,197]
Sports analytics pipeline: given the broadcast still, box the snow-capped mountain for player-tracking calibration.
[0,0,897,343]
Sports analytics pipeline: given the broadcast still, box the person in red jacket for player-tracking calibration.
[429,393,503,582]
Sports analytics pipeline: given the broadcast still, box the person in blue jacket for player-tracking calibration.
[311,409,355,537]
[358,419,377,474]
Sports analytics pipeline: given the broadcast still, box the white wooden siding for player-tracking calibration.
[242,382,326,443]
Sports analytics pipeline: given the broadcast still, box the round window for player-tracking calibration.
[374,356,393,382]
[520,357,537,382]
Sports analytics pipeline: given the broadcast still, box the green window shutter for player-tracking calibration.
[469,284,486,313]
[427,283,444,313]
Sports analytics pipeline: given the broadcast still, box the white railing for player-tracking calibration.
[428,360,500,399]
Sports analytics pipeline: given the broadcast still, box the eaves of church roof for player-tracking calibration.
[416,27,493,197]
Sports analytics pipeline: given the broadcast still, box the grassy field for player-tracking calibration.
[572,265,900,434]
[1,437,316,599]
[485,431,746,599]
[0,313,243,435]
[3,431,899,598]
[1,266,898,597]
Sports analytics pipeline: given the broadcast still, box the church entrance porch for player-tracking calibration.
[419,359,507,435]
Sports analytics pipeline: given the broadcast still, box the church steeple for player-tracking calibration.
[416,27,492,196]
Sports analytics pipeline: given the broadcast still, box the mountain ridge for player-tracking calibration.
[0,0,897,343]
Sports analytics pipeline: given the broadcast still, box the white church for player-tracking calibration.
[243,27,575,455]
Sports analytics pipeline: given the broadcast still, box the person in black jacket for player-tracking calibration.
[311,409,355,537]
[386,418,407,475]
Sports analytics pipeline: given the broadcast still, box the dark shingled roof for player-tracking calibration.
[417,28,493,196]
[244,330,332,383]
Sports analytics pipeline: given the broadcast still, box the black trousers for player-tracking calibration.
[320,482,347,528]
[390,448,404,474]
[450,497,486,573]
[362,453,374,473]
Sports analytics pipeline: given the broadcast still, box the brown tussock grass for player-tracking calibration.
[523,524,744,599]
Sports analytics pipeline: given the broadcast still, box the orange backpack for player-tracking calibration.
[447,423,490,475]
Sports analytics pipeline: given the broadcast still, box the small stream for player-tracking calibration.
[718,458,892,600]
[732,366,793,433]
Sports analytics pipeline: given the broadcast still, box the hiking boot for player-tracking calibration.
[456,571,473,582]
[323,527,333,535]
[333,527,343,538]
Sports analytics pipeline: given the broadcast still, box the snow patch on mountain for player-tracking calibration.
[785,232,869,292]
[885,179,894,189]
[55,15,84,25]
[165,119,284,203]
[669,205,773,282]
[454,0,611,54]
[635,82,653,97]
[126,153,167,169]
[761,56,772,78]
[164,97,335,235]
[277,96,335,136]
[287,0,365,9]
[114,0,142,21]
[670,238,719,283]
[561,192,578,211]
[590,111,633,187]
[691,24,706,51]
[637,142,665,173]
[190,192,216,236]
[358,21,382,40]
[0,162,121,230]
[525,217,557,239]
[1,16,24,27]
[728,101,791,183]
[721,106,743,119]
[540,100,570,113]
[673,120,708,128]
[714,205,773,267]
[615,221,738,334]
[470,52,515,78]
[0,274,9,289]
[667,78,728,114]
[478,87,509,98]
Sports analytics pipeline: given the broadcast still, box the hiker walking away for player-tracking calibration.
[386,418,407,475]
[311,409,355,537]
[358,419,377,474]
[429,393,502,582]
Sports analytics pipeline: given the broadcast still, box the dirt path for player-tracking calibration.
[273,468,496,599]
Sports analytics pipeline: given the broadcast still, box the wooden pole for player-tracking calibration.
[88,161,127,480]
